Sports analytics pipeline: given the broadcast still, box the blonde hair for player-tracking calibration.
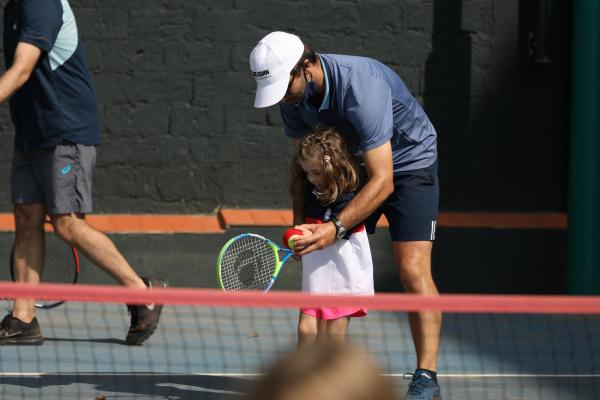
[290,126,360,205]
[245,341,397,400]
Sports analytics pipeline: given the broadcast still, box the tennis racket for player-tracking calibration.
[10,219,80,309]
[217,233,294,291]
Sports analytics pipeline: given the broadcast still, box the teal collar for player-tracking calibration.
[318,55,331,111]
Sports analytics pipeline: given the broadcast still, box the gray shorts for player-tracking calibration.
[11,144,96,215]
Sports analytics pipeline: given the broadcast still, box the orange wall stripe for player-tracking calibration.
[219,209,293,227]
[85,214,223,233]
[438,212,567,229]
[0,214,223,234]
[0,214,12,232]
[0,211,567,233]
[219,209,567,230]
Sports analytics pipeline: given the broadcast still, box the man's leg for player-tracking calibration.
[392,240,441,371]
[49,213,145,289]
[42,144,166,345]
[1,204,46,345]
[49,212,167,345]
[394,240,442,399]
[378,160,440,398]
[11,204,46,322]
[8,147,47,325]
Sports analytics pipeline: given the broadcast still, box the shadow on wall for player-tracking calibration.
[424,0,570,212]
[424,0,472,211]
[420,0,570,294]
[424,0,472,147]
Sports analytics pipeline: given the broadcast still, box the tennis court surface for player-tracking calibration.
[1,282,599,399]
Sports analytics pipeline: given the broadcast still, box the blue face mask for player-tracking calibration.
[300,79,318,110]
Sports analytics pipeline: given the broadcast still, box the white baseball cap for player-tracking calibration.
[250,31,304,108]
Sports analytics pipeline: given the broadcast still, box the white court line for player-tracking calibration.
[1,372,599,379]
[391,374,600,378]
[156,383,243,395]
[195,373,600,379]
[0,372,260,378]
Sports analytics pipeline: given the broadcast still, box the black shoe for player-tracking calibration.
[405,371,442,400]
[0,314,44,345]
[125,277,168,345]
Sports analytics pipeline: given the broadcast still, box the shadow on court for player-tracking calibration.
[0,374,250,399]
[45,337,126,345]
[2,373,598,400]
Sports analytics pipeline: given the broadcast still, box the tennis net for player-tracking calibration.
[0,281,599,399]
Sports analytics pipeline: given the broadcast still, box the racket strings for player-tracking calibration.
[220,236,277,291]
[36,230,78,308]
[43,232,78,284]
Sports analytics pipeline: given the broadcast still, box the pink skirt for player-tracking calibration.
[300,307,368,320]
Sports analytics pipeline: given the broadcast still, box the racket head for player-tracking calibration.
[10,221,80,309]
[217,233,288,291]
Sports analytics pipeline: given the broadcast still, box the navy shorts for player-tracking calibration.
[365,160,439,241]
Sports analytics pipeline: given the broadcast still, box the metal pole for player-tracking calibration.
[568,0,600,294]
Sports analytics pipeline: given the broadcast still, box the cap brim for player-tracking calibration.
[254,77,288,108]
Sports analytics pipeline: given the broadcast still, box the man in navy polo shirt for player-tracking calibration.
[250,32,442,400]
[0,0,166,346]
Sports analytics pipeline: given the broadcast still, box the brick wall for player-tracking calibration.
[0,0,571,213]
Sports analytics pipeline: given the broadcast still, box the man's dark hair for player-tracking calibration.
[291,45,317,75]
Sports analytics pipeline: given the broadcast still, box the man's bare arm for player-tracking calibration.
[0,42,41,104]
[336,141,394,230]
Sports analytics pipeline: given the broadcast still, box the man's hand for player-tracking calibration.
[291,222,337,256]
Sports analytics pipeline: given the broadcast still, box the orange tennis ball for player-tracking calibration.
[282,228,304,250]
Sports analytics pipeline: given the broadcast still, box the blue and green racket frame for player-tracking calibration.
[217,233,294,292]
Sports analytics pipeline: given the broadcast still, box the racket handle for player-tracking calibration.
[264,277,276,292]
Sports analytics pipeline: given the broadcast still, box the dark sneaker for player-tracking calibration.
[0,314,44,345]
[405,371,442,400]
[125,277,168,345]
